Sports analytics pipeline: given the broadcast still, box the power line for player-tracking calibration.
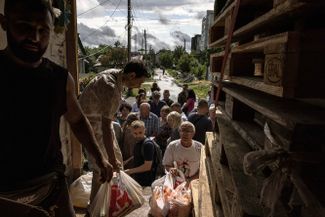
[77,0,111,17]
[79,29,127,60]
[80,0,122,41]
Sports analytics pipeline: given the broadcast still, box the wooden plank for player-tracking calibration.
[191,179,200,217]
[210,54,224,77]
[217,115,264,216]
[199,147,216,217]
[217,113,290,217]
[66,0,82,181]
[210,0,308,48]
[225,93,255,121]
[205,132,216,157]
[212,1,236,28]
[231,32,291,53]
[220,106,264,151]
[230,76,284,97]
[206,158,220,211]
[231,0,306,41]
[213,157,232,217]
[222,83,325,130]
[206,133,225,210]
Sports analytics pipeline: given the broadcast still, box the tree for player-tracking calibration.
[98,42,127,68]
[84,44,110,62]
[177,53,193,73]
[159,50,173,69]
[114,40,121,48]
[173,45,185,63]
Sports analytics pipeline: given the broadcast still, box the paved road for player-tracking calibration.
[125,68,183,106]
[152,68,182,102]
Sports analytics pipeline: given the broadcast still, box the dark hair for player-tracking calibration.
[119,102,132,112]
[5,0,55,20]
[187,89,196,101]
[197,99,208,108]
[161,105,171,114]
[123,59,149,78]
[171,102,181,108]
[138,88,146,95]
[136,93,146,105]
[124,113,139,127]
[151,82,160,92]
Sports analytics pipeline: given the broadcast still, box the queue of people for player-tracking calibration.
[0,0,214,216]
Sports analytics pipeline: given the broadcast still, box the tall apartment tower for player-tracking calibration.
[201,10,214,50]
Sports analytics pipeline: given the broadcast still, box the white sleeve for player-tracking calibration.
[162,142,174,166]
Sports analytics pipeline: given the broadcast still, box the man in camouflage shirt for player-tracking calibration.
[79,60,149,203]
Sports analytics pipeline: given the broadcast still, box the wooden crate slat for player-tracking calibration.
[217,114,264,216]
[199,147,217,217]
[222,83,325,130]
[230,76,284,97]
[210,0,310,48]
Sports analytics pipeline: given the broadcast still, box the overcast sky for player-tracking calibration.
[77,0,214,52]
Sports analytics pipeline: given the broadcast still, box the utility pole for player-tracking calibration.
[126,0,132,97]
[135,34,137,53]
[127,0,131,61]
[183,38,186,51]
[144,29,147,61]
[141,38,144,55]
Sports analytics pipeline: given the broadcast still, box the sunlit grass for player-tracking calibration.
[187,80,211,100]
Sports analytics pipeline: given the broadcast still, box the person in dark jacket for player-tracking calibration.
[188,99,213,144]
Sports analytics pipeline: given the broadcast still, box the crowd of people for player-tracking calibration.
[0,0,214,216]
[107,80,214,189]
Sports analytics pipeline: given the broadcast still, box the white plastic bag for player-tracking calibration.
[150,185,170,217]
[150,172,187,217]
[89,171,144,217]
[89,181,111,217]
[69,172,93,208]
[109,171,145,217]
[168,182,192,217]
[150,163,191,217]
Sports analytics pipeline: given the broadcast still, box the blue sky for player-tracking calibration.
[77,0,214,51]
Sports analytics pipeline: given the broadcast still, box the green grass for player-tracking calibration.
[167,69,179,78]
[123,80,153,97]
[187,80,211,100]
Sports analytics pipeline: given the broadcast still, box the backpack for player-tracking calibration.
[142,138,165,178]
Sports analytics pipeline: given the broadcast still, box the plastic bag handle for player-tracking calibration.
[173,161,185,180]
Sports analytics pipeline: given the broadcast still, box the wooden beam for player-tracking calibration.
[199,146,217,217]
[66,0,82,180]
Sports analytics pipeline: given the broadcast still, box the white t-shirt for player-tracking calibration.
[163,139,202,178]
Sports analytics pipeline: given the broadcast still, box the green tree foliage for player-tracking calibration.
[173,45,185,63]
[177,53,193,73]
[84,44,110,62]
[191,63,206,80]
[177,53,206,79]
[159,50,174,69]
[99,41,127,68]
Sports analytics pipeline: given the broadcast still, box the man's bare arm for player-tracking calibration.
[125,161,152,175]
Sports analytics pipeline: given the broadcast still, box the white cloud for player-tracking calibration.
[76,0,214,51]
